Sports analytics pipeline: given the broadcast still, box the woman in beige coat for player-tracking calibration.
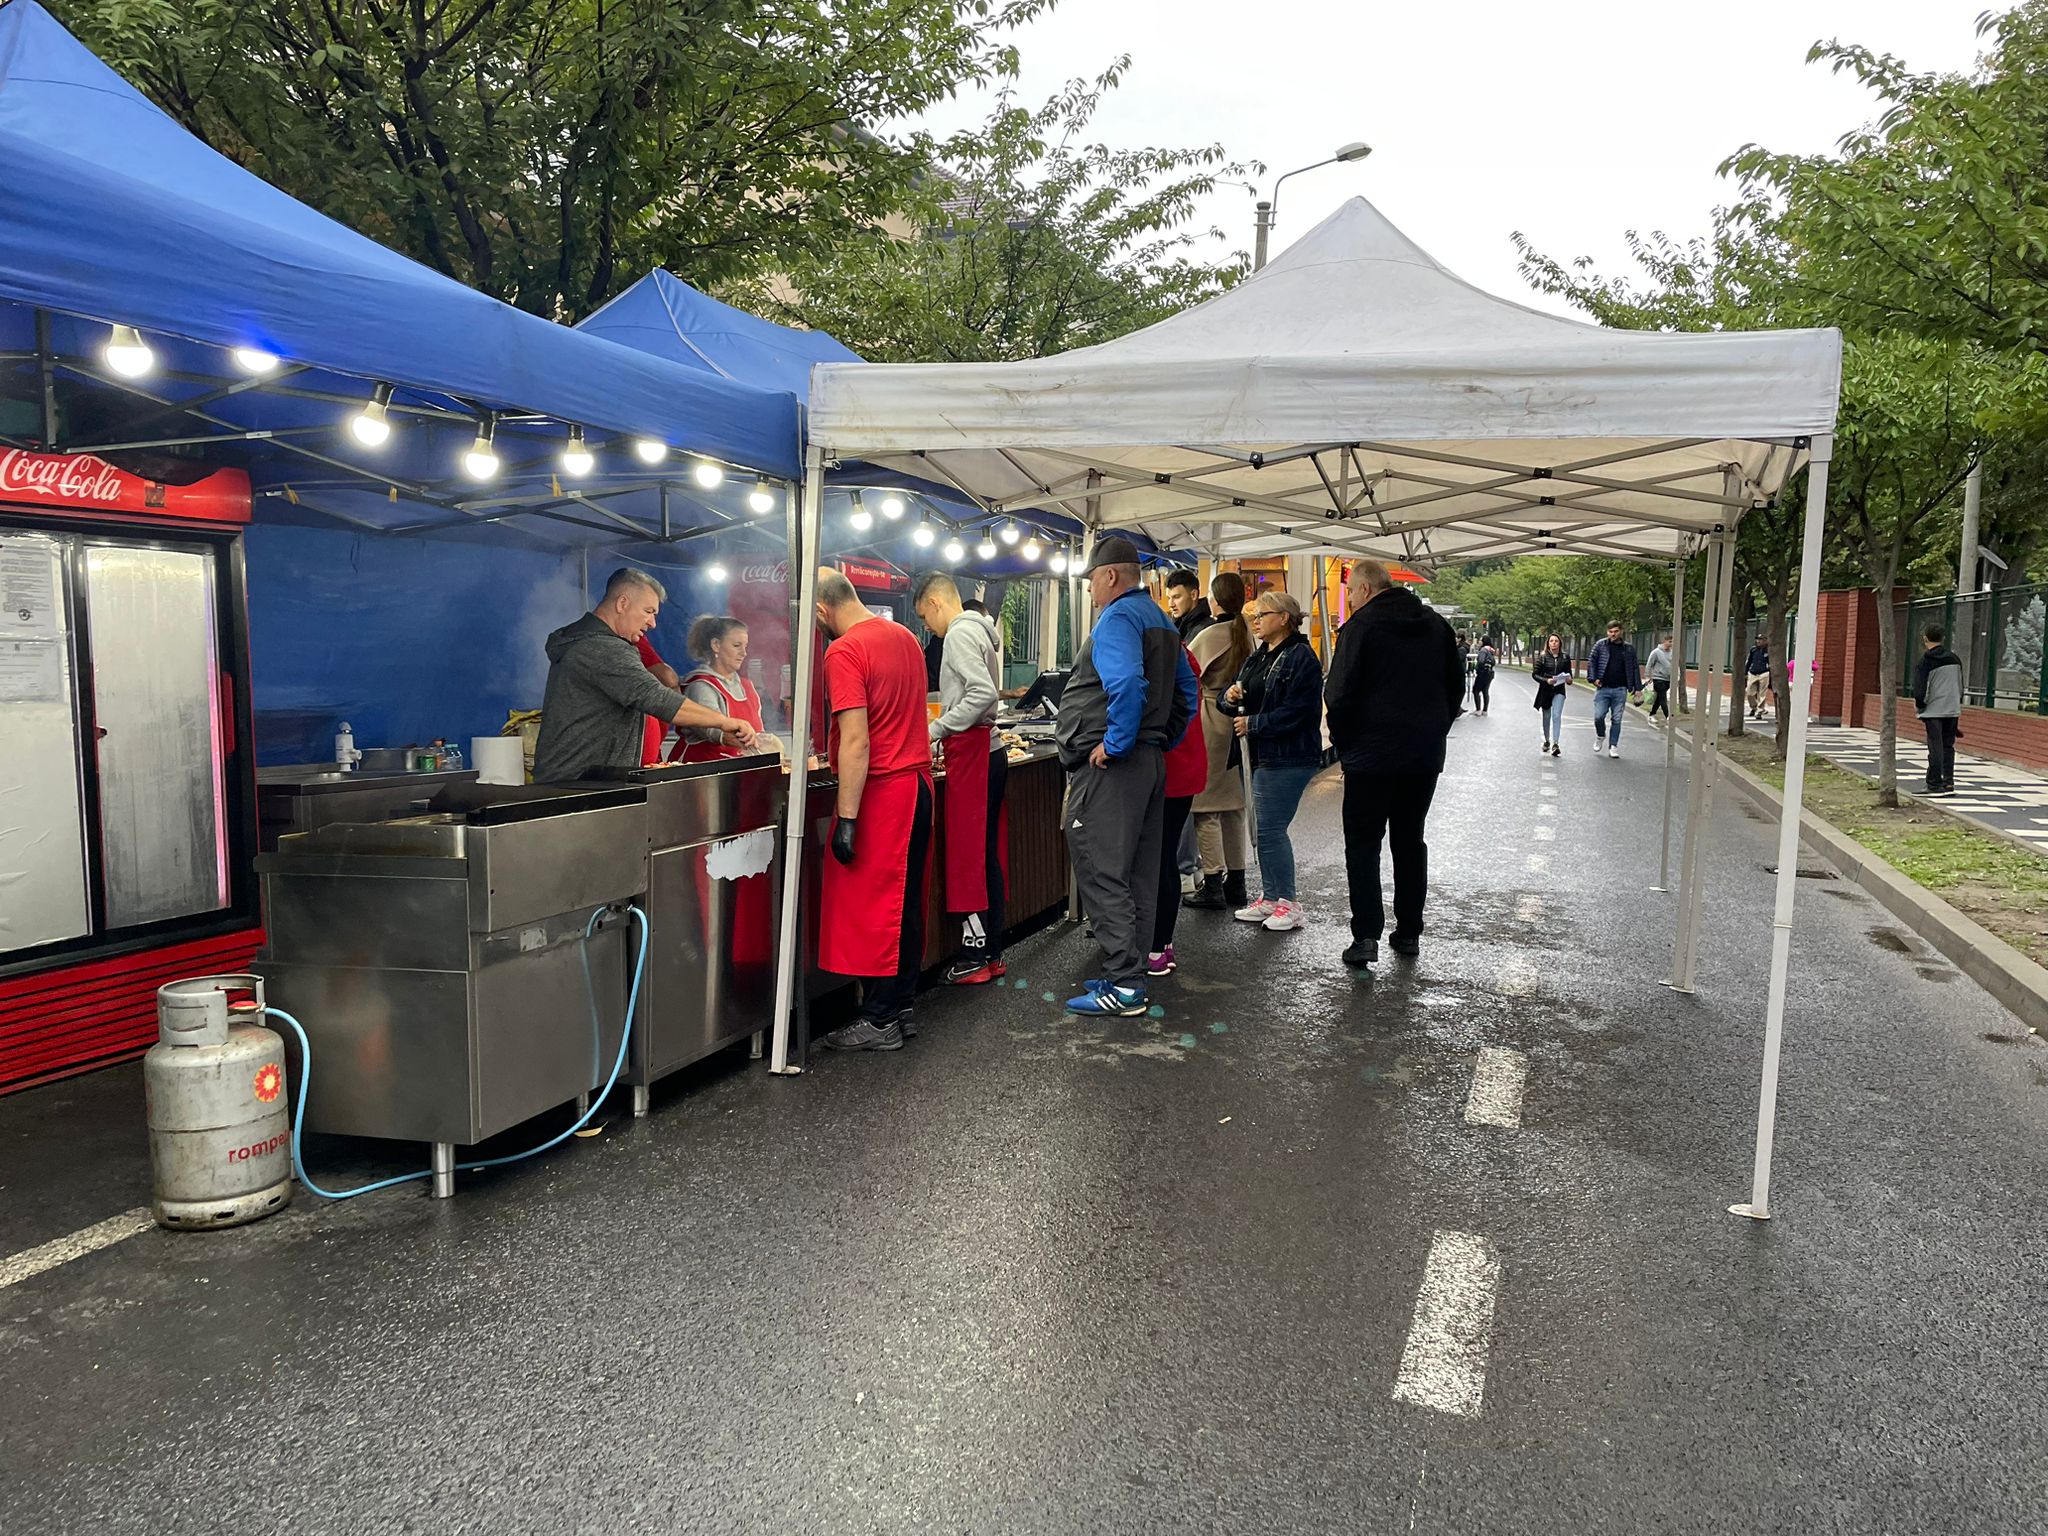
[1184,572,1253,910]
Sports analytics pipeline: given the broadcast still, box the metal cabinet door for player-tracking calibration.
[83,542,228,929]
[0,531,90,952]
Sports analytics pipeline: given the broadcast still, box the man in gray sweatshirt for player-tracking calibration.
[1912,623,1965,795]
[533,567,753,782]
[914,571,1009,984]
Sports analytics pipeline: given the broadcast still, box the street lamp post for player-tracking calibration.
[1252,141,1371,271]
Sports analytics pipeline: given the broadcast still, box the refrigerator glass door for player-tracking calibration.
[84,542,228,928]
[0,531,90,953]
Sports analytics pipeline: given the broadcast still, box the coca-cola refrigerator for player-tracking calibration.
[0,450,261,1092]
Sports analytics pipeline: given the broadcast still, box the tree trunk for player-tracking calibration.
[1766,593,1793,760]
[1870,546,1903,807]
[1726,607,1750,738]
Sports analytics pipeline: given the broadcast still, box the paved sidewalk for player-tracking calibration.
[1805,723,2048,853]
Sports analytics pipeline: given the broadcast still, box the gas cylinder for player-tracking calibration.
[144,975,294,1231]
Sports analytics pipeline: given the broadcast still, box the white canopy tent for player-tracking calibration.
[775,198,1843,1222]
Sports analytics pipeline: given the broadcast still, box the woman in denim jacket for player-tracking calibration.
[1219,590,1326,931]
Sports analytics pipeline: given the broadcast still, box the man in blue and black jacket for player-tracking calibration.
[1055,537,1199,1016]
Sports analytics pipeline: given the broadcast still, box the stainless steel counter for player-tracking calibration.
[253,780,650,1195]
[256,764,480,852]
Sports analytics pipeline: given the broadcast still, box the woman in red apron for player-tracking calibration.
[669,616,765,762]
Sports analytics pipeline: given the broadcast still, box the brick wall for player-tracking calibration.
[1814,588,1909,727]
[1862,695,2048,774]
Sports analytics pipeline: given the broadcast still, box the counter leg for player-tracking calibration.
[430,1142,455,1200]
[632,1084,650,1118]
[575,1091,592,1116]
[749,1030,765,1061]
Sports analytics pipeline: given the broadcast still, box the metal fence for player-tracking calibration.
[1895,584,2048,713]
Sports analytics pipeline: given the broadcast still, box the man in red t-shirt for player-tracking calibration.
[814,567,933,1051]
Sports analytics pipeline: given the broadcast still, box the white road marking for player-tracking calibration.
[1465,1048,1529,1128]
[1525,853,1549,875]
[1514,895,1543,922]
[1536,803,1555,817]
[0,1208,153,1291]
[1498,956,1539,998]
[1538,786,1557,798]
[1393,1229,1501,1418]
[1532,825,1555,842]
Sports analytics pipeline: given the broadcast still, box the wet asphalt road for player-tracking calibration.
[3,680,2046,1535]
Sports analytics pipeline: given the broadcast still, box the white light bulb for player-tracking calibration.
[943,539,965,563]
[1022,537,1043,562]
[849,508,874,533]
[561,428,594,477]
[349,388,393,448]
[879,493,907,521]
[104,325,154,379]
[999,521,1021,546]
[707,562,730,583]
[912,522,936,548]
[1049,552,1069,575]
[633,437,668,465]
[232,346,280,375]
[462,421,500,480]
[977,538,998,561]
[748,480,776,515]
[693,459,724,489]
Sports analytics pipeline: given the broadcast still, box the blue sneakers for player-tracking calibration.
[1065,980,1149,1017]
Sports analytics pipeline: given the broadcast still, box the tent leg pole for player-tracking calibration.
[1666,535,1721,992]
[769,450,826,1076]
[1734,439,1831,1222]
[1653,557,1683,892]
[1676,521,1738,993]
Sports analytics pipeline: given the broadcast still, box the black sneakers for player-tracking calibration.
[1341,940,1378,969]
[1389,931,1421,957]
[820,1018,904,1052]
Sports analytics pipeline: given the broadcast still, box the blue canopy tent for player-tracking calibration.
[0,1,809,757]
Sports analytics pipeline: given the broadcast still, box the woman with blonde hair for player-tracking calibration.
[1220,588,1325,932]
[671,614,768,762]
[1184,572,1254,910]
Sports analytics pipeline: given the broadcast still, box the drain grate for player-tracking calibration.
[1764,863,1837,879]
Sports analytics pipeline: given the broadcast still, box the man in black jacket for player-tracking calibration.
[1324,560,1464,968]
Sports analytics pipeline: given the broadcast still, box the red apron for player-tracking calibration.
[819,766,930,977]
[669,669,764,764]
[941,725,999,912]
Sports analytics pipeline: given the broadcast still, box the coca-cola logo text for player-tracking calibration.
[738,561,790,585]
[0,450,128,504]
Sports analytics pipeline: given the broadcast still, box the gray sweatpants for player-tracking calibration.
[1065,746,1167,988]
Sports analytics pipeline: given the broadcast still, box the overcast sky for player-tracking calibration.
[903,0,1992,317]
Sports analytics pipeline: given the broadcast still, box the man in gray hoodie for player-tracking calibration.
[533,567,754,782]
[1912,623,1965,795]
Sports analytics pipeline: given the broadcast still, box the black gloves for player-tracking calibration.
[830,817,858,866]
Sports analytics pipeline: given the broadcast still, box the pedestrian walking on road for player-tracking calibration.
[1221,590,1325,932]
[1325,560,1464,967]
[1148,643,1211,977]
[1532,634,1573,756]
[1913,624,1964,796]
[1470,640,1495,714]
[1744,637,1773,719]
[1645,634,1674,719]
[1055,537,1199,1017]
[1587,621,1642,758]
[1185,573,1254,911]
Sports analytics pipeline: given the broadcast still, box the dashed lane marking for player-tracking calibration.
[1536,804,1555,817]
[1532,825,1555,842]
[1464,1048,1529,1128]
[0,1208,153,1292]
[1525,854,1550,875]
[1393,1229,1501,1419]
[1514,895,1543,922]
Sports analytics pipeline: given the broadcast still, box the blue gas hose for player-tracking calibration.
[264,904,647,1201]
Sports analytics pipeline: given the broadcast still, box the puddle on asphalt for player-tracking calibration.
[1915,966,1957,984]
[1867,929,1914,954]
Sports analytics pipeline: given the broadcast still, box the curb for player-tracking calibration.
[1686,729,2048,1034]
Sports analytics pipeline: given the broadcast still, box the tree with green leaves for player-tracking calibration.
[745,59,1252,361]
[50,0,1048,318]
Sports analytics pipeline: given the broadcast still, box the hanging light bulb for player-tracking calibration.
[561,425,595,477]
[707,562,731,583]
[879,492,907,521]
[1049,550,1069,575]
[103,324,155,379]
[232,345,280,375]
[748,477,776,515]
[1021,535,1043,562]
[349,383,395,448]
[848,490,872,533]
[977,534,998,561]
[998,519,1021,546]
[912,520,936,549]
[693,458,725,489]
[943,538,966,564]
[462,415,501,480]
[633,437,668,465]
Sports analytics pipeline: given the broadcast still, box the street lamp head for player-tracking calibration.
[1336,141,1373,163]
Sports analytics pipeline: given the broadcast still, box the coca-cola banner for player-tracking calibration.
[0,450,251,526]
